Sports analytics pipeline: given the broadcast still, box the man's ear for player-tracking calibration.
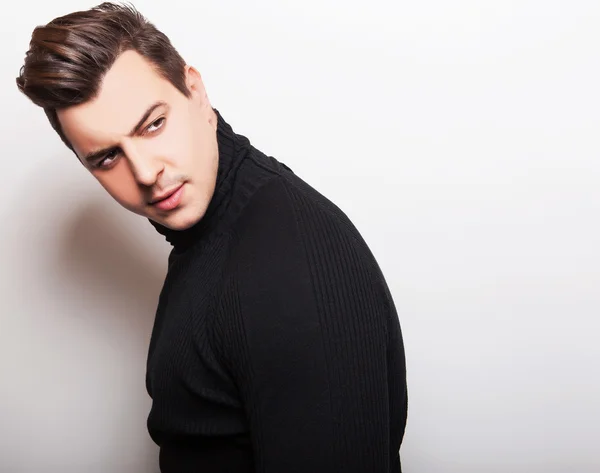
[184,65,207,101]
[184,64,216,128]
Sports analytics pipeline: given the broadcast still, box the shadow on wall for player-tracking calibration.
[56,198,166,324]
[56,199,166,472]
[55,198,164,471]
[7,153,168,471]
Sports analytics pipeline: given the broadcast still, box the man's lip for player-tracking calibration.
[149,184,184,204]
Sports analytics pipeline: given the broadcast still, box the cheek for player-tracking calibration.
[95,165,142,210]
[155,116,195,170]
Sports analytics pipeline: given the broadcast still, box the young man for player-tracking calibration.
[17,3,408,472]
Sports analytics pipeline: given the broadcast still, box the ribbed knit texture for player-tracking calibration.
[146,109,407,473]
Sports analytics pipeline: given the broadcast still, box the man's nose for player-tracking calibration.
[123,141,163,187]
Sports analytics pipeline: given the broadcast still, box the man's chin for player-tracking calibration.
[149,209,203,231]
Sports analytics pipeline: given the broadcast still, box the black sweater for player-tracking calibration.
[146,109,407,473]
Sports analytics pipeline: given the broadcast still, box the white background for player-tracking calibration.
[2,1,599,472]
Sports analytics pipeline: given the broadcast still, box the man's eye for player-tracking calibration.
[96,149,120,169]
[146,117,165,134]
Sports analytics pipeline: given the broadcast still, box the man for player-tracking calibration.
[16,2,407,472]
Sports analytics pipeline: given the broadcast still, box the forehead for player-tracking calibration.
[58,50,174,153]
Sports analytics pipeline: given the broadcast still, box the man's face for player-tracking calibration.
[57,50,219,231]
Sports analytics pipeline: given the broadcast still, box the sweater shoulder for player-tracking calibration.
[225,168,388,293]
[230,168,365,248]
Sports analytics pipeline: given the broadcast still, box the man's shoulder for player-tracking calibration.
[233,168,354,237]
[228,167,370,263]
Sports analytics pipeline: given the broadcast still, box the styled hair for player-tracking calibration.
[15,1,190,152]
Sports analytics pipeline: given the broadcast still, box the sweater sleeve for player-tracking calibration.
[216,177,406,473]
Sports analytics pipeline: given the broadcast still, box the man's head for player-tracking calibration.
[16,2,220,231]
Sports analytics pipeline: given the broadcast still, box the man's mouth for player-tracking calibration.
[150,183,185,211]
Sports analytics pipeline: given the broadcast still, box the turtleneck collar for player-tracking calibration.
[148,108,251,251]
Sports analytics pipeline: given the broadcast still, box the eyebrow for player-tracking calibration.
[82,100,167,164]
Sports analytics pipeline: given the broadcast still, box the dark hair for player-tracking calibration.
[15,1,190,152]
